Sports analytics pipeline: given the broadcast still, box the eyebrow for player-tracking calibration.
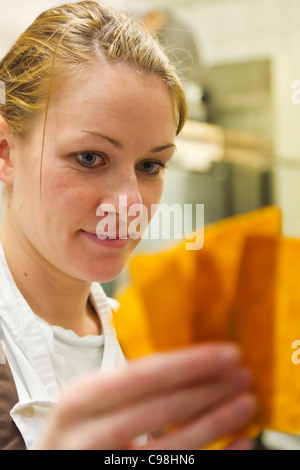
[82,130,177,153]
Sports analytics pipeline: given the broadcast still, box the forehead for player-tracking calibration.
[45,63,177,138]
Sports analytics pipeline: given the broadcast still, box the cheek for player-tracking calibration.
[132,187,163,239]
[140,180,164,214]
[13,161,40,200]
[43,165,80,197]
[41,170,98,222]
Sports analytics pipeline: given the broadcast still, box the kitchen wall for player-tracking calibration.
[174,0,298,66]
[172,0,300,237]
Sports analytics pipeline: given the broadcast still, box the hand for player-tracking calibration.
[36,343,258,450]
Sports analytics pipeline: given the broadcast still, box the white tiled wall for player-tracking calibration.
[174,0,300,66]
[172,0,300,237]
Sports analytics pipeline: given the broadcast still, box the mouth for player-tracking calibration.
[80,230,131,249]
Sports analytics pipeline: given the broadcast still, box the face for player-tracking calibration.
[4,63,177,282]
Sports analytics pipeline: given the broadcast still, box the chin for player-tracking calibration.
[74,261,124,284]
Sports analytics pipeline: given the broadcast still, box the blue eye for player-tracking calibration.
[139,161,166,176]
[75,152,104,168]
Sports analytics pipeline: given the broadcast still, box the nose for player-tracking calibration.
[96,169,143,229]
[106,168,143,210]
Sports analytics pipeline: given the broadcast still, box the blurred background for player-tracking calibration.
[1,0,300,293]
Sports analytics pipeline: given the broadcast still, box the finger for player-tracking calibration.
[57,370,254,450]
[56,343,245,425]
[139,393,258,450]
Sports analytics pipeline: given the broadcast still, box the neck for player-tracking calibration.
[0,223,101,337]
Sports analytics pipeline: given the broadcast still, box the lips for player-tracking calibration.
[85,231,129,239]
[80,229,131,249]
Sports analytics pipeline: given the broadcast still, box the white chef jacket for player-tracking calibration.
[0,242,126,450]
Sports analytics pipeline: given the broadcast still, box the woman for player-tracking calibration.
[0,1,257,450]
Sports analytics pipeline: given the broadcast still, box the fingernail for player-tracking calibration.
[218,344,242,364]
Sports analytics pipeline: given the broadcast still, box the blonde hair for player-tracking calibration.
[0,0,187,142]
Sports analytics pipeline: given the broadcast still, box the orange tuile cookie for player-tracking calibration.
[114,206,300,445]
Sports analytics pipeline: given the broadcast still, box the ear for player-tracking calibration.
[0,115,14,187]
